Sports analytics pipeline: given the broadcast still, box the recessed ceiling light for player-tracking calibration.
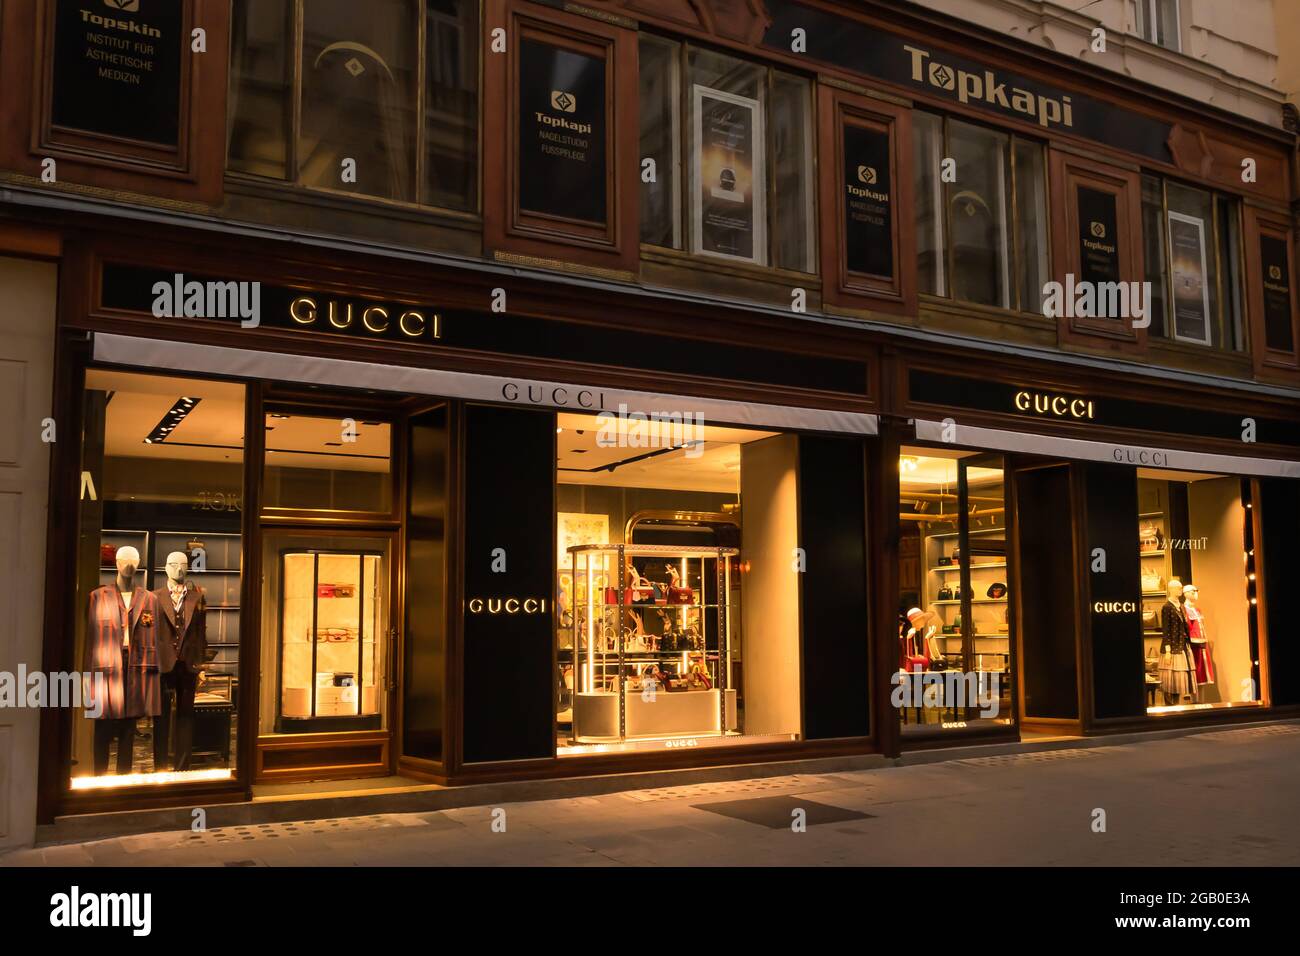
[144,397,202,444]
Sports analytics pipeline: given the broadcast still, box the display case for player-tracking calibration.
[277,550,385,732]
[568,544,739,743]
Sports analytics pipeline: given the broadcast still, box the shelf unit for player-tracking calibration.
[568,543,739,743]
[1138,508,1171,672]
[923,527,1012,673]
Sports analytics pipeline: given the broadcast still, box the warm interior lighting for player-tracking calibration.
[70,768,232,790]
[899,455,919,473]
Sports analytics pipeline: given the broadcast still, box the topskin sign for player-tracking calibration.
[762,0,1174,163]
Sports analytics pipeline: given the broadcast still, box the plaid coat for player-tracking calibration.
[86,586,162,719]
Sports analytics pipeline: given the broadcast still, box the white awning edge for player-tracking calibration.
[93,333,878,436]
[914,419,1300,479]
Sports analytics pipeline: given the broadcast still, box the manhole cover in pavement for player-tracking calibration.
[690,795,873,829]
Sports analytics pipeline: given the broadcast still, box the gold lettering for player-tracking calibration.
[468,598,483,613]
[362,306,389,333]
[399,310,425,337]
[1014,391,1031,411]
[328,301,354,329]
[289,296,317,325]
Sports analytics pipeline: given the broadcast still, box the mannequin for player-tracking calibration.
[1183,583,1215,688]
[900,607,941,671]
[86,546,162,775]
[152,551,207,771]
[1158,578,1198,705]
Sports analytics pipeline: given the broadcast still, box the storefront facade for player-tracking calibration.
[0,0,1298,835]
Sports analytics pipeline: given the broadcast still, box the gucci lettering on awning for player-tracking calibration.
[51,0,184,146]
[842,124,893,278]
[1077,187,1121,288]
[762,0,1174,164]
[1260,235,1296,353]
[519,36,607,224]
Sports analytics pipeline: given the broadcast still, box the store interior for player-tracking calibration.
[896,448,1013,734]
[553,411,803,754]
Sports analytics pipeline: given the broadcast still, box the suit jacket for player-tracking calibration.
[1161,599,1191,654]
[153,583,207,672]
[85,586,162,719]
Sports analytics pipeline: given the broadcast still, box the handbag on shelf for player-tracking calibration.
[667,586,695,605]
[937,556,953,567]
[1138,524,1165,553]
[100,544,117,565]
[1140,568,1164,593]
[1142,609,1159,630]
[937,586,954,600]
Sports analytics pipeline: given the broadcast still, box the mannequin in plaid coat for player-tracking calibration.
[85,547,162,774]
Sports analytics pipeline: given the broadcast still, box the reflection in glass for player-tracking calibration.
[771,72,816,273]
[423,0,479,211]
[1014,139,1049,314]
[638,35,681,248]
[299,0,419,201]
[913,112,947,296]
[948,119,1012,309]
[228,0,292,178]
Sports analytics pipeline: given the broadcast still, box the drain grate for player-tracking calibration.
[1198,724,1300,742]
[956,748,1108,768]
[185,814,411,845]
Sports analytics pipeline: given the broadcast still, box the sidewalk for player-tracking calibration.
[5,722,1298,866]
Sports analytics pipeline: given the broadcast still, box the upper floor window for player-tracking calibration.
[227,0,479,212]
[914,112,1050,315]
[1141,175,1247,352]
[639,37,816,273]
[1136,0,1181,52]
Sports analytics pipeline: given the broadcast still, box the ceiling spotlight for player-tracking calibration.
[144,397,203,445]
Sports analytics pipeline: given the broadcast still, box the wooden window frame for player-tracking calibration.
[0,0,228,205]
[483,0,638,276]
[1243,207,1300,376]
[1050,150,1146,351]
[818,87,913,315]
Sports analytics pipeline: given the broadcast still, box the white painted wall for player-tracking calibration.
[0,256,57,852]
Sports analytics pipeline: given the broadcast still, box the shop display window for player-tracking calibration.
[638,38,816,272]
[896,448,1013,734]
[70,371,245,790]
[227,0,479,211]
[913,112,1049,314]
[262,412,393,514]
[554,413,802,753]
[1137,470,1257,713]
[1141,175,1246,352]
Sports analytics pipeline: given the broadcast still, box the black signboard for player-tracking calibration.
[761,0,1173,164]
[50,0,184,146]
[1077,187,1121,290]
[842,123,893,278]
[1260,235,1296,353]
[909,369,1300,449]
[518,37,606,224]
[99,264,868,394]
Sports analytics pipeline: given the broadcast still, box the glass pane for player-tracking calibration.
[556,412,801,753]
[1217,195,1246,352]
[1166,182,1219,347]
[639,35,681,248]
[947,119,1012,309]
[72,371,244,790]
[913,111,947,296]
[299,0,419,201]
[897,449,1010,736]
[228,0,292,178]
[687,48,767,265]
[263,412,393,513]
[1013,139,1049,314]
[423,0,479,210]
[1142,175,1170,338]
[771,72,815,273]
[264,538,390,734]
[1156,0,1181,51]
[1138,473,1252,714]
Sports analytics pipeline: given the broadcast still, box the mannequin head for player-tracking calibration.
[114,546,139,591]
[1182,583,1199,606]
[1166,578,1184,602]
[164,551,189,586]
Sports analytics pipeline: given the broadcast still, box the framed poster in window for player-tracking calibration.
[691,85,765,265]
[1168,211,1212,346]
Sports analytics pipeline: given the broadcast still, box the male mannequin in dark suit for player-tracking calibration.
[153,551,207,771]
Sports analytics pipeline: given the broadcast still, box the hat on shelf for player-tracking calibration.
[986,582,1008,599]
